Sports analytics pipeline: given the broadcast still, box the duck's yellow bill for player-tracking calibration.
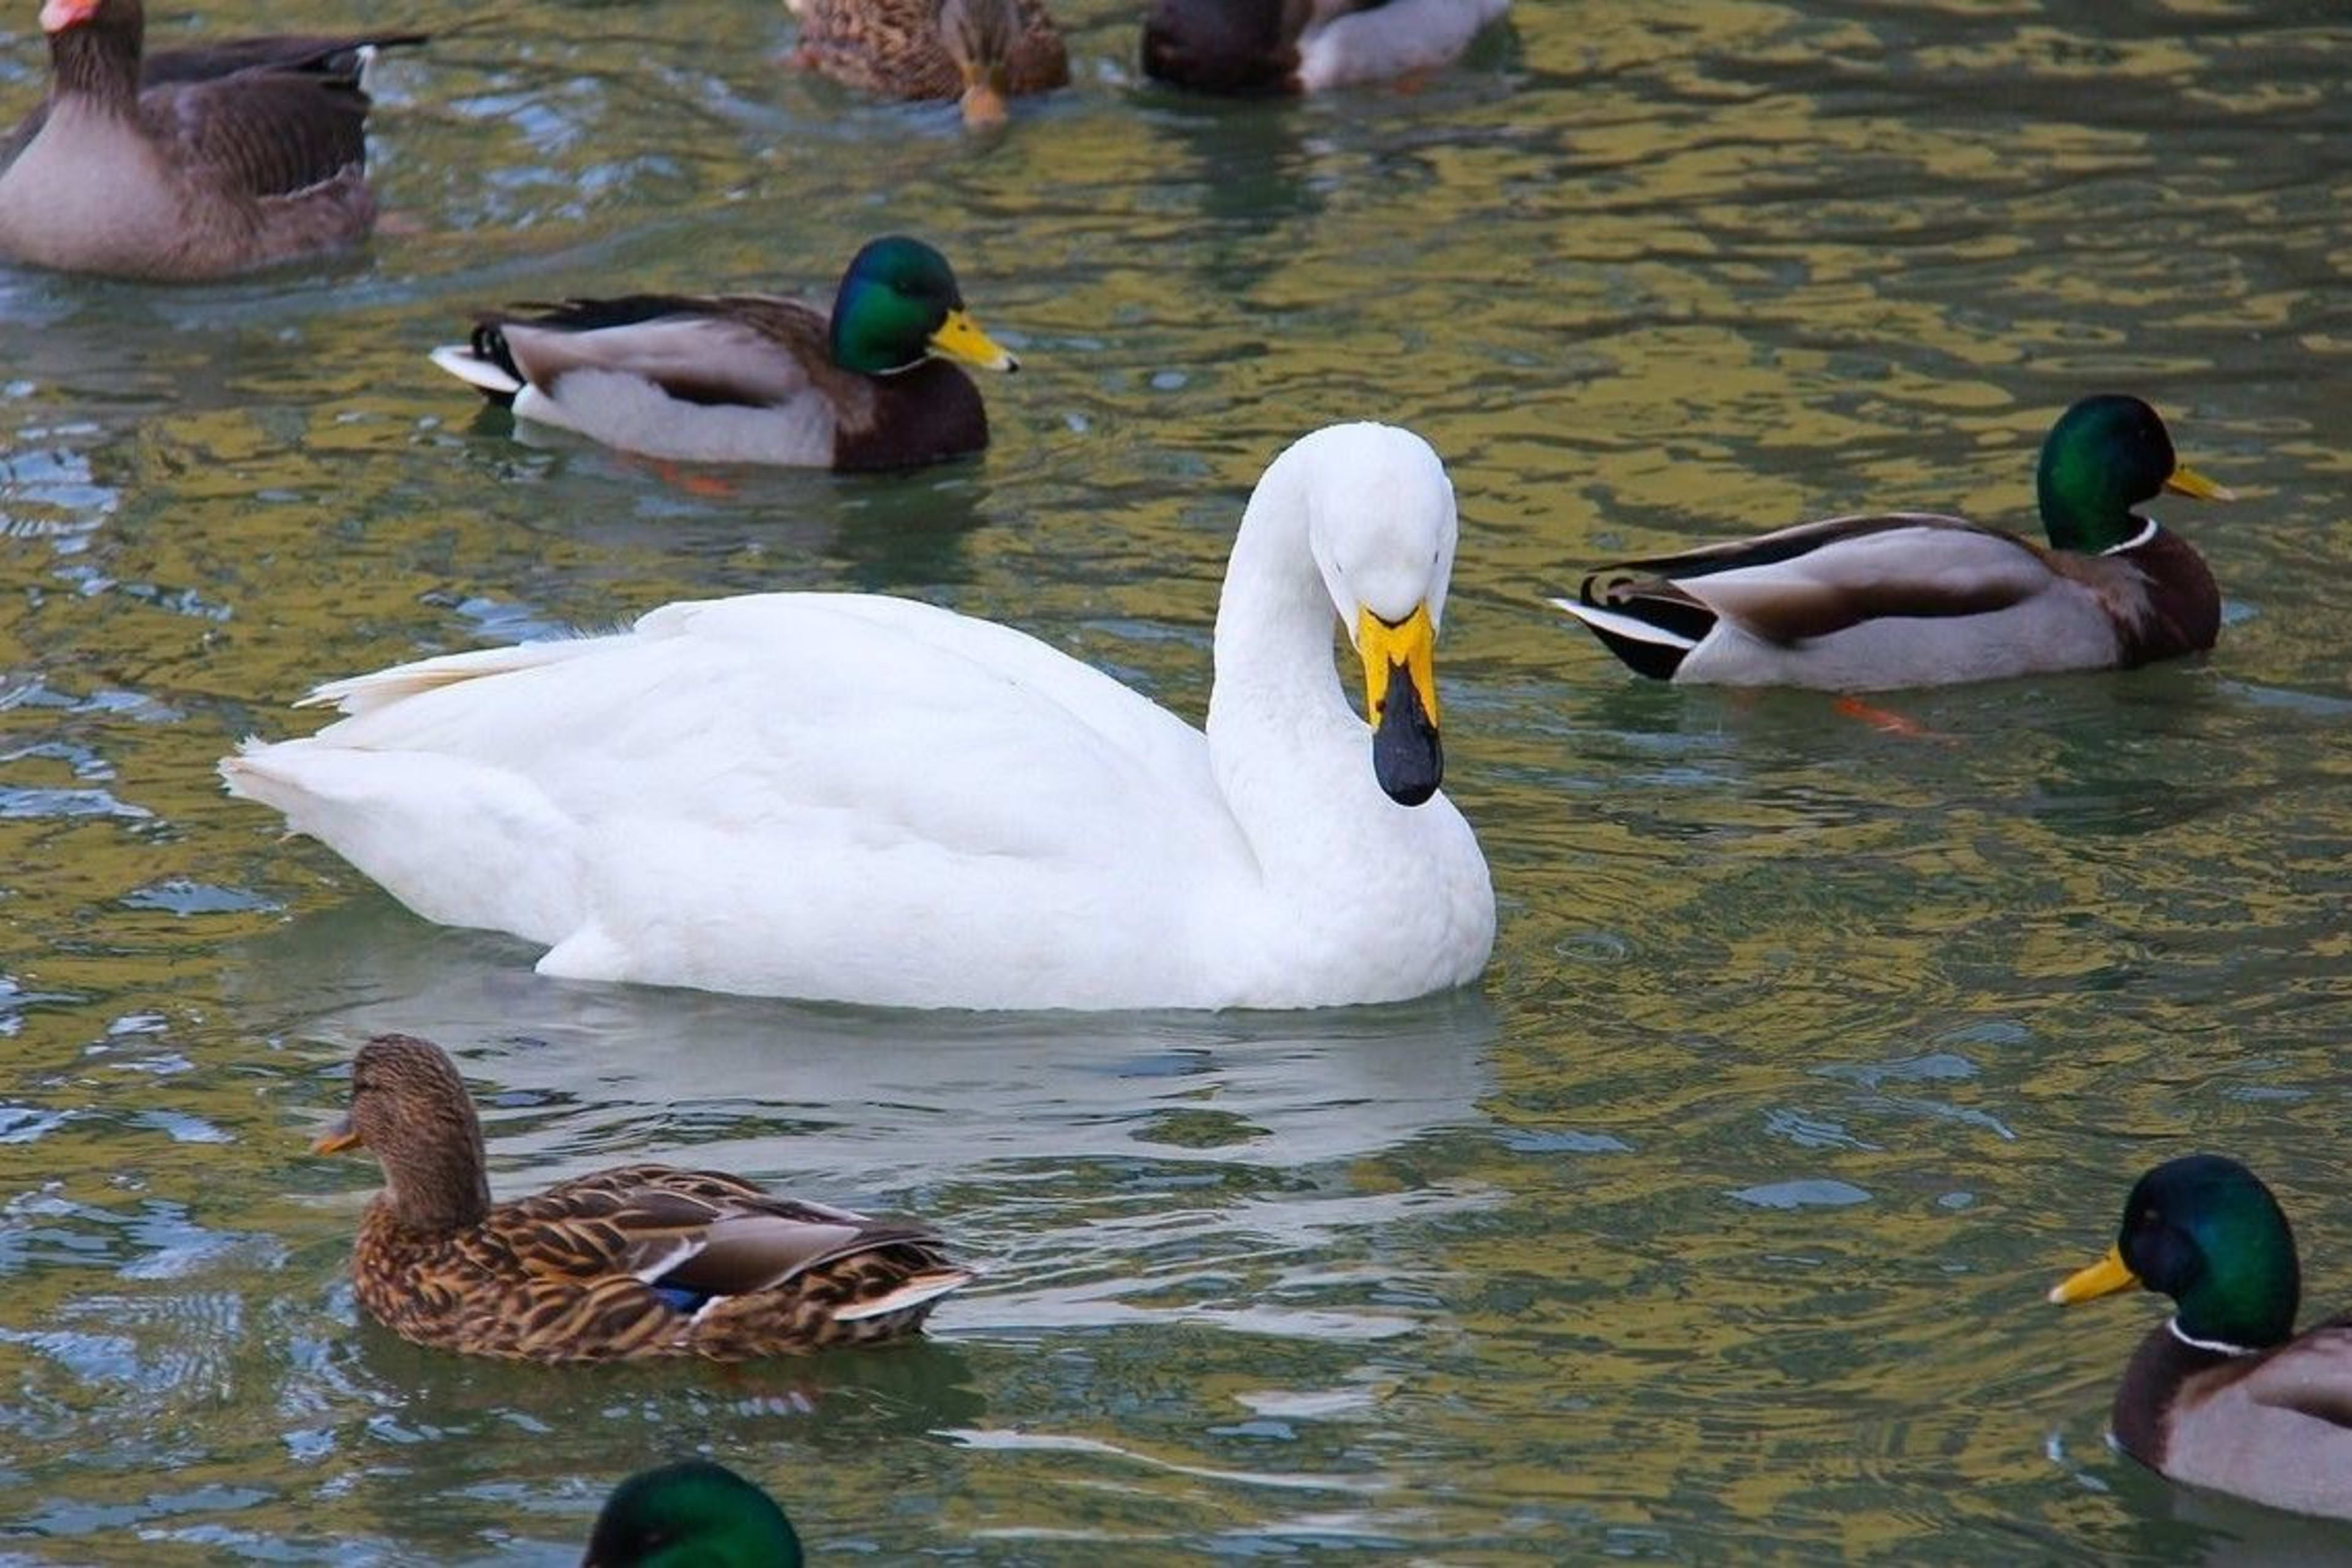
[312,1116,361,1155]
[2164,462,2234,503]
[929,309,1019,373]
[1357,603,1440,731]
[2049,1244,2139,1305]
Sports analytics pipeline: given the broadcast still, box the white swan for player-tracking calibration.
[220,423,1495,1011]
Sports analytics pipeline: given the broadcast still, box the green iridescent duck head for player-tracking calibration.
[827,236,1018,377]
[2051,1153,2301,1352]
[581,1461,803,1568]
[2034,394,2233,552]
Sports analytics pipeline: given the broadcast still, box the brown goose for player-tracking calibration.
[0,0,426,280]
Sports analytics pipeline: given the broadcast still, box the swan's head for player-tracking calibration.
[1288,423,1458,809]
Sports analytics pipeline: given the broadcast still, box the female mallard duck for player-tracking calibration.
[1550,395,2235,690]
[313,1034,973,1362]
[427,235,1017,472]
[220,424,1494,1011]
[788,0,1068,127]
[1142,0,1510,95]
[584,1461,801,1567]
[2051,1153,2352,1520]
[0,0,425,279]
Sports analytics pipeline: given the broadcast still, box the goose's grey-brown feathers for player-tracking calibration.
[0,0,424,279]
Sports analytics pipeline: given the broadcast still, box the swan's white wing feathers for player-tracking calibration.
[296,594,1224,849]
[227,594,1257,1002]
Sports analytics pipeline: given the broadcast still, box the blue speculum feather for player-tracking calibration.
[650,1283,713,1314]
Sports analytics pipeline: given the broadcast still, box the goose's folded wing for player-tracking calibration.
[487,297,826,409]
[4,31,423,167]
[1581,512,2056,643]
[145,31,428,89]
[150,71,372,198]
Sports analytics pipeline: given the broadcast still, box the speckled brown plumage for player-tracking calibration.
[790,0,1067,107]
[0,0,424,279]
[317,1034,972,1363]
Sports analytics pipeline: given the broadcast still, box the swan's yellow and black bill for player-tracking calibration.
[2048,1245,2139,1305]
[1358,603,1442,807]
[312,1116,361,1155]
[929,309,1019,373]
[2163,462,2234,503]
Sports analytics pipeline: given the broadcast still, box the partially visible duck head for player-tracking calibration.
[581,1461,802,1568]
[942,0,1016,129]
[1141,0,1309,95]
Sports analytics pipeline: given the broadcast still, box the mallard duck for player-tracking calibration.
[2051,1153,2352,1520]
[1142,0,1509,96]
[220,423,1494,1011]
[312,1034,972,1362]
[1550,395,2235,690]
[788,0,1068,127]
[426,235,1017,472]
[584,1461,802,1567]
[0,0,425,279]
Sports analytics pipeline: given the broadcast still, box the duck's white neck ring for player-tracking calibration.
[2167,1317,2256,1357]
[2103,519,2161,555]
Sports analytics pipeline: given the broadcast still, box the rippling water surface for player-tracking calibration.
[1,1,2348,1561]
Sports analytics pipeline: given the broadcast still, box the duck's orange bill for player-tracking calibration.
[312,1116,361,1155]
[2049,1244,2139,1305]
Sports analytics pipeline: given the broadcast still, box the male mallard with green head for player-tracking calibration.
[429,235,1018,471]
[314,1033,972,1362]
[2051,1154,2352,1520]
[788,0,1068,126]
[1552,395,2235,690]
[583,1461,802,1567]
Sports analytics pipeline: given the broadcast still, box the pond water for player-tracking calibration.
[1,1,2348,1561]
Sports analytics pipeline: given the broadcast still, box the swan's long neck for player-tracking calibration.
[1207,454,1352,754]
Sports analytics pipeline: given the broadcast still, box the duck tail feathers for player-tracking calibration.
[1547,597,1698,682]
[429,333,524,405]
[831,1267,977,1322]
